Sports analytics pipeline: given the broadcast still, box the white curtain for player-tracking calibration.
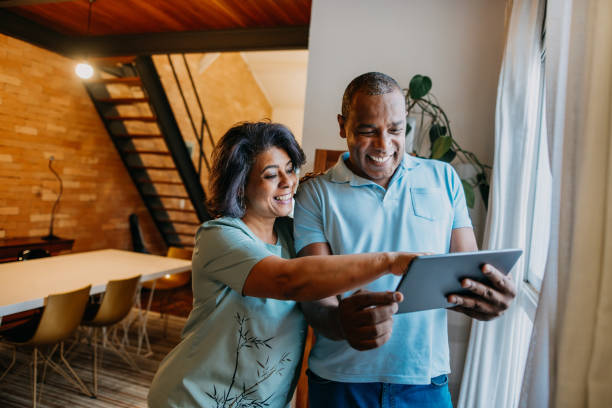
[457,0,546,407]
[520,0,612,406]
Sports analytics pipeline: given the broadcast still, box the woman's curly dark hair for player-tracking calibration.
[207,122,306,218]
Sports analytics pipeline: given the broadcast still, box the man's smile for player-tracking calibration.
[367,153,394,164]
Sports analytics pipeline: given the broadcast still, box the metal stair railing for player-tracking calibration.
[165,54,215,178]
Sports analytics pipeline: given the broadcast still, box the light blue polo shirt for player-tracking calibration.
[293,152,472,385]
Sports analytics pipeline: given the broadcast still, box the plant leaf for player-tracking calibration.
[479,182,489,210]
[405,119,412,136]
[431,136,452,159]
[428,124,447,145]
[462,179,475,208]
[409,75,432,99]
[439,149,456,163]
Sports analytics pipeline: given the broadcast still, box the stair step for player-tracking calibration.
[129,165,176,171]
[113,133,163,139]
[88,77,142,85]
[167,232,195,237]
[96,97,149,104]
[90,56,136,65]
[144,193,189,199]
[137,179,183,185]
[151,207,195,213]
[124,150,171,156]
[105,115,157,122]
[158,220,200,226]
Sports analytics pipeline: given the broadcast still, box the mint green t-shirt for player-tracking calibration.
[148,216,307,408]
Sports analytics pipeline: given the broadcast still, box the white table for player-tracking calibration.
[0,249,191,323]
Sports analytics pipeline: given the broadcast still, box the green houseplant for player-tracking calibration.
[404,74,491,209]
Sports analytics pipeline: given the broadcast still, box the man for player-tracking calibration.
[293,72,516,407]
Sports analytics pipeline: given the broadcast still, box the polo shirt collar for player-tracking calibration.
[329,152,421,187]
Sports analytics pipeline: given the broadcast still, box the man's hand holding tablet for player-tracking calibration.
[448,262,518,321]
[394,249,523,318]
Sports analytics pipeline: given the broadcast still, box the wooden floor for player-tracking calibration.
[0,310,186,408]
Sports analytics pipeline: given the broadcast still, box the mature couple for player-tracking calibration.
[148,72,516,408]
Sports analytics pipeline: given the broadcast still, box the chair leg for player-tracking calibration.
[32,347,37,408]
[64,327,84,359]
[38,342,93,398]
[92,327,99,395]
[58,342,93,397]
[120,316,132,349]
[106,326,139,372]
[0,345,16,382]
[38,346,52,406]
[162,291,171,339]
[137,280,155,356]
[120,283,142,348]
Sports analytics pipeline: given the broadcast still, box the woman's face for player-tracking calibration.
[244,147,298,220]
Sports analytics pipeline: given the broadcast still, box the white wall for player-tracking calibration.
[302,0,507,403]
[302,0,506,173]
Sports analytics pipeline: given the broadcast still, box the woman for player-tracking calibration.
[148,122,417,408]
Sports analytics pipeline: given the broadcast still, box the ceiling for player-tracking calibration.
[0,0,311,57]
[3,0,311,35]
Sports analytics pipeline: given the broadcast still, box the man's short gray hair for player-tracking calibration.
[341,72,402,118]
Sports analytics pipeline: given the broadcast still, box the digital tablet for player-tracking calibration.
[395,249,523,314]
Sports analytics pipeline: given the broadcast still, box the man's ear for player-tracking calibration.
[338,114,347,139]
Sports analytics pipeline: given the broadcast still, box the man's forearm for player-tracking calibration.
[300,298,343,341]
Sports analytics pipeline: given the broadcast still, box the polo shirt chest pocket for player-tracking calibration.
[410,187,447,221]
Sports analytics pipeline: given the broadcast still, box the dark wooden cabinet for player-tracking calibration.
[0,237,74,262]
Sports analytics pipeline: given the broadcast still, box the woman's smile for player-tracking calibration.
[274,193,293,203]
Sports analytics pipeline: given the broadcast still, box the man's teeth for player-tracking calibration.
[368,154,392,163]
[274,194,292,201]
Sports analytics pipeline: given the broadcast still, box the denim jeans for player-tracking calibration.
[307,369,453,408]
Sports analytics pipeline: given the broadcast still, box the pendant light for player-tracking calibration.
[75,0,95,79]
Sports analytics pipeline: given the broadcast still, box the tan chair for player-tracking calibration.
[81,274,141,395]
[137,246,191,355]
[0,285,93,407]
[142,247,192,292]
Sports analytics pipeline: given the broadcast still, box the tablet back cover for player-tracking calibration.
[396,249,522,313]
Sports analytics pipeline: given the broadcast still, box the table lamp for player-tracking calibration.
[42,156,63,241]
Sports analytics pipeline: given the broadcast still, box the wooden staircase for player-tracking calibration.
[83,57,211,249]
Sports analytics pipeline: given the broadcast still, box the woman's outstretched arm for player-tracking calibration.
[242,246,417,301]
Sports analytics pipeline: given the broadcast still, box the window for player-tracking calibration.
[522,24,551,315]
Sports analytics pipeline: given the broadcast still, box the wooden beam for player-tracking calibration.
[0,9,72,54]
[0,0,72,7]
[1,9,308,57]
[69,26,310,57]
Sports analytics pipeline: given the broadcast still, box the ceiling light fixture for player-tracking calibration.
[75,0,95,79]
[75,62,94,79]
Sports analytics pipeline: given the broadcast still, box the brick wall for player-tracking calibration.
[0,34,166,254]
